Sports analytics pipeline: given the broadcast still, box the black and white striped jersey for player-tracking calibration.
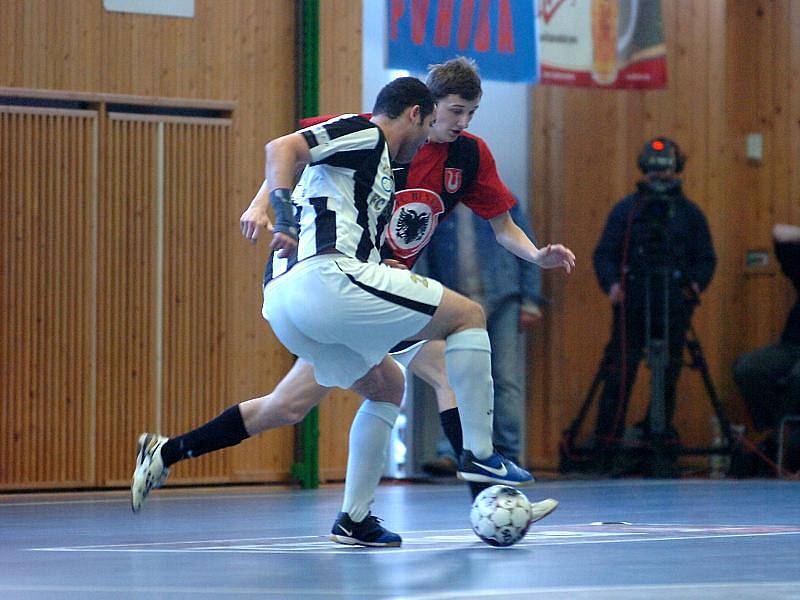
[267,114,395,282]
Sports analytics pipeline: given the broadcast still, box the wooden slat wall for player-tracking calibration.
[1,0,366,489]
[97,116,159,486]
[732,0,800,353]
[96,115,233,487]
[530,0,800,469]
[0,108,97,488]
[0,0,300,489]
[160,120,230,485]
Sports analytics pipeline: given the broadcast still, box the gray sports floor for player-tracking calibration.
[2,479,800,599]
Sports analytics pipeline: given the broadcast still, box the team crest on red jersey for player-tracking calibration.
[386,188,445,261]
[444,168,463,194]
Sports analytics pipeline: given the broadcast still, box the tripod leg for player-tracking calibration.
[686,326,733,446]
[564,347,613,449]
[559,342,627,476]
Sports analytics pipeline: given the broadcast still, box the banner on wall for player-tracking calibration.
[537,0,666,89]
[387,0,539,83]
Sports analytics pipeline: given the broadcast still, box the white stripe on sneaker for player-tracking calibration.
[470,461,508,477]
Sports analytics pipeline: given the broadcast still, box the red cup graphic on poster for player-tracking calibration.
[537,0,667,89]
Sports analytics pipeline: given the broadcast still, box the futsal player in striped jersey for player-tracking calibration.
[132,60,574,547]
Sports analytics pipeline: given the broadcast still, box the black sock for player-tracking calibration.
[160,404,250,467]
[439,408,492,501]
[440,408,464,456]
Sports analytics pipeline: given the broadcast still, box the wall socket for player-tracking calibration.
[746,133,763,161]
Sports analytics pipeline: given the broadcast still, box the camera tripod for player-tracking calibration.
[560,271,734,477]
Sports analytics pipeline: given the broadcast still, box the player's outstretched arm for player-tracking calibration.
[489,211,575,273]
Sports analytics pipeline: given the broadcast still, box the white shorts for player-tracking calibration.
[388,339,427,368]
[262,254,443,388]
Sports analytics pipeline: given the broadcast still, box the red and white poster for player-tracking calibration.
[537,0,667,89]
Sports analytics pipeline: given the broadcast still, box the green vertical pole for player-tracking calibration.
[291,0,320,490]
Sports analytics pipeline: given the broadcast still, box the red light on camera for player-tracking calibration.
[652,140,665,151]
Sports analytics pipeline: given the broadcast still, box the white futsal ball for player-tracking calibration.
[469,485,532,547]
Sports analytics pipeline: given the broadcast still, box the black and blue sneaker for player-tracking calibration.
[457,450,535,485]
[329,512,402,547]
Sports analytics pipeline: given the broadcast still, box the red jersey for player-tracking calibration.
[297,116,516,268]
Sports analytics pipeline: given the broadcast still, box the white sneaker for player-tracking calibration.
[528,498,559,525]
[131,433,170,513]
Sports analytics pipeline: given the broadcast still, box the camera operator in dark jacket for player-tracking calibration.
[590,138,717,473]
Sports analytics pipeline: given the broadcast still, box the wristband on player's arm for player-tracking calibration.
[269,188,298,239]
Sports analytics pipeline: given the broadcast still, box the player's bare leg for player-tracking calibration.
[132,352,411,513]
[131,358,327,512]
[406,340,456,412]
[411,288,533,485]
[239,358,329,433]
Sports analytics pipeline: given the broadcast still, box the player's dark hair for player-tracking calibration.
[426,56,482,101]
[372,77,435,121]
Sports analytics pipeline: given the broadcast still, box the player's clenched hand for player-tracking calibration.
[382,259,409,270]
[270,232,298,259]
[535,244,576,273]
[240,204,297,258]
[240,204,274,244]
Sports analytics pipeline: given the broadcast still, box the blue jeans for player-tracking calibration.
[437,298,527,463]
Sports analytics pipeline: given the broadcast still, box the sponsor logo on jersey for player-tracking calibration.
[369,191,391,214]
[386,188,445,260]
[379,161,394,192]
[444,167,463,194]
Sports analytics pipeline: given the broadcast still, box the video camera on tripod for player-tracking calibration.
[560,137,731,477]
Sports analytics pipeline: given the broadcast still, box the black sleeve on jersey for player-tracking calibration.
[303,115,374,151]
[301,129,319,149]
[315,149,380,169]
[322,116,373,141]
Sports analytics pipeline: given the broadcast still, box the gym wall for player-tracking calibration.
[0,0,362,490]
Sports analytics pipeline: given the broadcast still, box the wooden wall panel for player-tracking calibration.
[712,0,798,420]
[319,389,358,482]
[97,117,159,486]
[0,108,97,488]
[96,114,241,488]
[1,0,299,488]
[319,0,363,115]
[160,120,230,485]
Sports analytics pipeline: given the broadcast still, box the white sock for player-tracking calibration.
[341,400,400,523]
[445,328,494,459]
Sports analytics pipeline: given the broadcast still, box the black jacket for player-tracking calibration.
[776,240,800,344]
[593,179,716,301]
